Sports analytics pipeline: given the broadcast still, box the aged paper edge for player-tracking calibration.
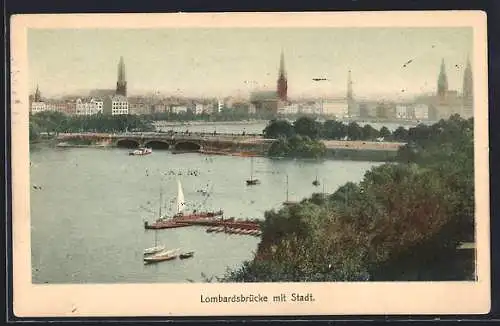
[10,11,490,317]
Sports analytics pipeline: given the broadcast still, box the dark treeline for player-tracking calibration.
[263,116,411,142]
[29,111,155,141]
[218,115,474,282]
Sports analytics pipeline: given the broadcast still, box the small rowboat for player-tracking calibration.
[179,251,194,259]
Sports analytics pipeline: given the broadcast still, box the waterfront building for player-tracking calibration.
[417,58,467,120]
[129,102,150,115]
[194,103,205,115]
[375,102,397,119]
[217,99,224,113]
[250,91,279,115]
[31,101,47,114]
[30,85,46,114]
[171,105,189,114]
[413,104,429,120]
[116,56,127,97]
[396,104,411,119]
[103,94,129,115]
[152,103,169,114]
[75,98,104,115]
[321,98,349,118]
[277,103,299,115]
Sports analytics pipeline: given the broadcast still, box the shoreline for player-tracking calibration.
[153,120,268,127]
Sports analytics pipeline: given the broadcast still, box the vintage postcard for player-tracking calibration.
[11,11,490,317]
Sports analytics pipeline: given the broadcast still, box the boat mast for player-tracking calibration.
[250,158,254,181]
[286,174,289,202]
[159,185,163,218]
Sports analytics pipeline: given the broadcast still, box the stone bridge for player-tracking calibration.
[57,132,273,152]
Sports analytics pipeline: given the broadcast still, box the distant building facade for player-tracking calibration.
[413,57,473,121]
[321,98,349,118]
[31,101,46,114]
[103,95,129,115]
[75,98,104,115]
[171,105,188,114]
[250,91,280,115]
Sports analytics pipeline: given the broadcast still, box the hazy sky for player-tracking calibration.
[28,27,472,99]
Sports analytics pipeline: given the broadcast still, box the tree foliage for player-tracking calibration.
[221,115,475,282]
[29,112,155,141]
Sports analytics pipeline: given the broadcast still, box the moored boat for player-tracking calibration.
[179,251,194,259]
[130,147,152,156]
[144,245,166,256]
[246,157,260,186]
[144,179,223,229]
[143,248,180,264]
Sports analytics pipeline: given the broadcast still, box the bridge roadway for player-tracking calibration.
[57,132,405,152]
[57,132,273,151]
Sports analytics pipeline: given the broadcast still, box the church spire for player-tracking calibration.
[437,58,448,99]
[116,56,127,96]
[279,48,286,78]
[34,84,41,102]
[462,55,473,99]
[277,49,288,102]
[347,69,353,100]
[462,54,473,117]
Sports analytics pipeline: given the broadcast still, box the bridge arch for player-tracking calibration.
[116,139,140,149]
[144,140,171,150]
[174,141,202,151]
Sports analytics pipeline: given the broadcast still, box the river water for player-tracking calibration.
[30,128,384,284]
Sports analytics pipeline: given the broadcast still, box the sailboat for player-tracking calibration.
[283,174,297,206]
[144,248,180,264]
[143,230,165,256]
[246,157,260,185]
[144,187,166,254]
[173,179,187,218]
[312,168,320,186]
[144,179,223,229]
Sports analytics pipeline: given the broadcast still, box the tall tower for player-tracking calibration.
[462,55,473,117]
[437,58,448,99]
[34,84,42,102]
[347,70,353,100]
[347,70,357,117]
[276,50,288,102]
[116,56,127,96]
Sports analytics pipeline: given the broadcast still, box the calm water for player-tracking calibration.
[30,145,381,284]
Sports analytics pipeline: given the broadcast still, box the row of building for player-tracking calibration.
[30,50,474,121]
[248,54,474,121]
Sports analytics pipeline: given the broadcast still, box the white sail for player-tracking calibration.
[177,179,186,214]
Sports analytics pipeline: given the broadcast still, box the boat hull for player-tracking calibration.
[179,252,194,259]
[144,211,224,230]
[144,255,177,264]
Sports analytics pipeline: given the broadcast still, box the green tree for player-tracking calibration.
[293,116,321,140]
[322,120,347,139]
[392,126,408,141]
[347,122,363,140]
[379,126,391,139]
[361,124,379,140]
[263,119,295,139]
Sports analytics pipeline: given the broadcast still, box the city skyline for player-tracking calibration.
[28,27,472,100]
